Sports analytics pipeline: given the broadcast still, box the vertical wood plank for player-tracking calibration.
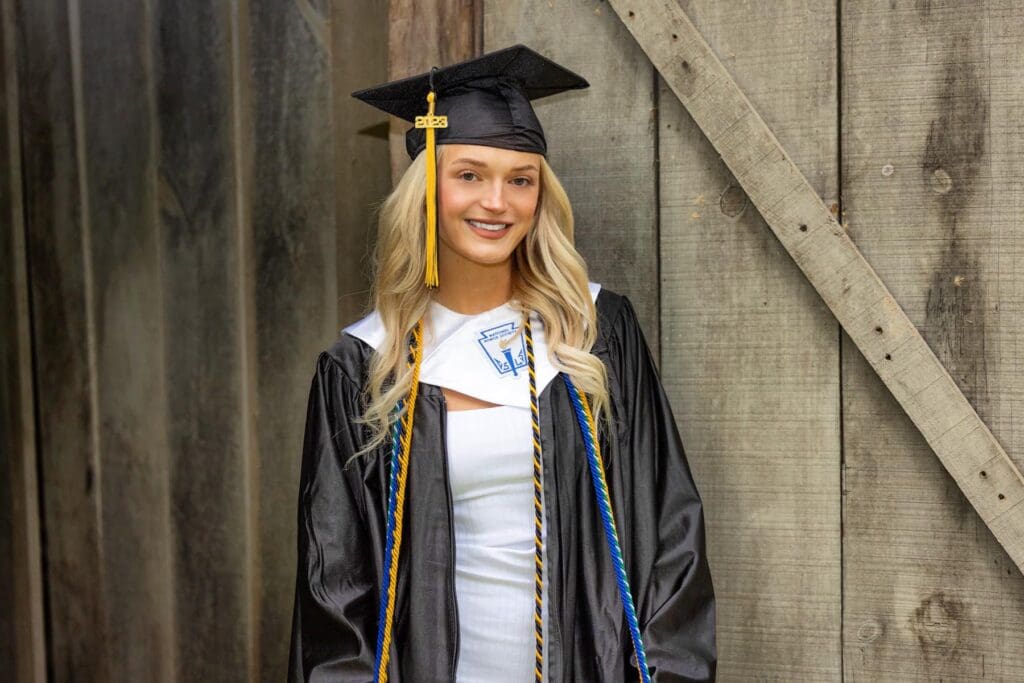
[332,0,390,325]
[386,0,480,182]
[15,0,110,678]
[154,1,254,679]
[656,1,841,678]
[246,1,338,678]
[483,0,660,347]
[72,0,177,679]
[841,1,1024,678]
[0,0,46,678]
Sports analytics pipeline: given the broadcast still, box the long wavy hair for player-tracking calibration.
[351,145,612,459]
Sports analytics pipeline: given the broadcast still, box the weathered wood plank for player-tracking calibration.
[387,0,480,182]
[155,1,254,679]
[605,0,1024,579]
[484,0,660,353]
[656,1,841,678]
[0,0,46,678]
[74,0,178,679]
[333,0,390,326]
[15,0,111,678]
[841,2,1024,678]
[246,0,339,678]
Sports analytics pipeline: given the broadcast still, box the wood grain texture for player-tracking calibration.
[155,1,254,679]
[16,0,112,678]
[246,0,339,678]
[387,0,480,182]
[841,2,1024,678]
[606,0,1024,572]
[656,1,841,678]
[483,0,660,351]
[332,0,389,328]
[0,0,46,678]
[73,0,178,678]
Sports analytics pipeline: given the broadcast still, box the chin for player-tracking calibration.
[461,249,516,267]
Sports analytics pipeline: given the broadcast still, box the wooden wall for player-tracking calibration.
[841,2,1024,678]
[3,0,1024,681]
[1,0,389,680]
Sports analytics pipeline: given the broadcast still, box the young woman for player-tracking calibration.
[288,45,716,682]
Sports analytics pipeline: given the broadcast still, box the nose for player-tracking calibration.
[478,179,508,213]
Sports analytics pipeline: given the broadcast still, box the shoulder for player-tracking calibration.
[312,318,377,388]
[593,285,640,343]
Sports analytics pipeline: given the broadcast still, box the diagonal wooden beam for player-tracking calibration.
[608,0,1024,572]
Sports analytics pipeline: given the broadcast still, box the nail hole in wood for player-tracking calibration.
[980,470,987,477]
[681,59,690,70]
[628,10,635,17]
[998,493,1005,500]
[884,353,891,360]
[672,33,678,40]
[875,326,883,333]
[799,224,808,232]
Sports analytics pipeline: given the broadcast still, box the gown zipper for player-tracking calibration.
[438,392,462,679]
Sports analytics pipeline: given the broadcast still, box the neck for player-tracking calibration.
[433,249,515,315]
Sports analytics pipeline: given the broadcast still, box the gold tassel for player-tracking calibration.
[416,90,447,288]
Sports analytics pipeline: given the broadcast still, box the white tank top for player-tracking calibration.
[445,404,548,681]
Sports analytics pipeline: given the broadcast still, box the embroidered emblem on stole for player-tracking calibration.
[476,321,527,377]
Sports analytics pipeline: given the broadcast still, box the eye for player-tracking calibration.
[511,176,535,187]
[458,171,478,182]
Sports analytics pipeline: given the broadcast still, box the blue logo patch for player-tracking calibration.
[477,321,527,377]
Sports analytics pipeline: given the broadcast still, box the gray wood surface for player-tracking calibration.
[608,0,1024,569]
[840,2,1024,678]
[483,0,660,352]
[247,0,343,679]
[333,0,390,327]
[656,2,842,678]
[17,0,115,678]
[0,0,45,679]
[10,0,389,679]
[73,1,177,678]
[156,2,253,678]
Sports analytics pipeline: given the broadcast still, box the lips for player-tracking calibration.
[465,218,513,240]
[466,218,511,231]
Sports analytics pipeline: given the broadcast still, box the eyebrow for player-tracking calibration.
[451,157,539,173]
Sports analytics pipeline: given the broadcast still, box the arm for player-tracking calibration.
[608,296,717,682]
[288,352,377,682]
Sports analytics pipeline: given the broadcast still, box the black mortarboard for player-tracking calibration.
[351,44,589,287]
[352,44,589,159]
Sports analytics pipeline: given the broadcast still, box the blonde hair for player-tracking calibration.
[352,146,612,458]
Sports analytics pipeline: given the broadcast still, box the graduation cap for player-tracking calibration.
[351,44,589,288]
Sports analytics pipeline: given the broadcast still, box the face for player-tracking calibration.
[436,143,542,270]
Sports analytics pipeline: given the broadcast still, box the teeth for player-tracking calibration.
[468,219,510,231]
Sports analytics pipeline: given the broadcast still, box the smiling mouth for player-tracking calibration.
[466,219,512,232]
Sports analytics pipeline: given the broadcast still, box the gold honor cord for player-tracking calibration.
[375,323,424,683]
[524,317,545,681]
[415,88,447,288]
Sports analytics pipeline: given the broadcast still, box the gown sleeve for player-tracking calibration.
[288,351,377,682]
[607,295,717,682]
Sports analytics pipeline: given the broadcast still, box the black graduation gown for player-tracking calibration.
[288,288,717,682]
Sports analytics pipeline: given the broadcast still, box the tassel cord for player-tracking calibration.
[374,322,424,683]
[525,317,545,682]
[563,376,652,683]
